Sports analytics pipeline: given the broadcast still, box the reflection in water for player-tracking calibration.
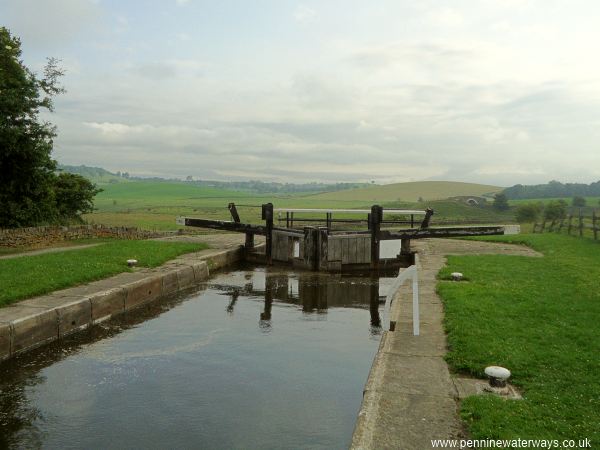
[0,265,392,449]
[226,290,239,314]
[0,286,208,449]
[214,268,388,336]
[370,276,382,328]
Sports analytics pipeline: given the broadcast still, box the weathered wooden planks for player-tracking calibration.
[327,235,371,264]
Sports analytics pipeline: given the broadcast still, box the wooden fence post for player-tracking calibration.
[594,210,598,240]
[370,205,383,270]
[228,203,241,223]
[303,227,319,271]
[567,215,573,235]
[558,218,564,233]
[420,208,434,229]
[245,232,254,250]
[262,203,274,265]
[579,208,583,237]
[400,238,412,256]
[318,228,329,271]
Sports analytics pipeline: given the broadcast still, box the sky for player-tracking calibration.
[2,0,600,186]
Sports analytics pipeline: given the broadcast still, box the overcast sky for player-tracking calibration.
[3,0,600,185]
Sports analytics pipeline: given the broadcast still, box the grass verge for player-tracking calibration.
[437,233,600,445]
[0,239,208,307]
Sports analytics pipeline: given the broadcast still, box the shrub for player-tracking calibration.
[515,203,542,223]
[493,193,509,211]
[543,200,567,221]
[572,196,586,207]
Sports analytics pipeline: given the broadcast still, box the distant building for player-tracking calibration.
[448,196,489,206]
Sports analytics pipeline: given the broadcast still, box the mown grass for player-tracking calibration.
[0,240,208,307]
[437,233,600,445]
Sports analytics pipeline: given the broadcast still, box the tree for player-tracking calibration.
[515,202,542,223]
[572,196,586,207]
[493,193,509,211]
[543,200,567,222]
[54,173,101,223]
[0,27,99,227]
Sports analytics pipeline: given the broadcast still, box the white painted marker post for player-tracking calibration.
[384,264,420,336]
[412,268,419,336]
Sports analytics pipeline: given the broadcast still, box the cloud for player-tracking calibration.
[176,32,191,41]
[128,59,206,80]
[294,5,317,22]
[131,62,177,80]
[0,0,101,48]
[51,61,600,184]
[427,7,465,27]
[15,0,600,185]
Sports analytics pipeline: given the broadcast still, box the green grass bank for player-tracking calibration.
[0,240,208,307]
[437,233,600,445]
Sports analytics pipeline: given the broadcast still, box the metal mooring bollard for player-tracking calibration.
[451,272,463,281]
[485,366,511,387]
[127,259,138,267]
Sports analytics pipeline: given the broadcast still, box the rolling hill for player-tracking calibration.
[58,164,130,185]
[307,181,503,203]
[86,180,508,230]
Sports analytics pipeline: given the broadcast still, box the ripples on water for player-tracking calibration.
[0,265,397,449]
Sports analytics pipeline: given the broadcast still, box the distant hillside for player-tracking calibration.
[58,165,130,185]
[189,179,370,194]
[307,181,502,203]
[503,180,600,199]
[58,164,370,193]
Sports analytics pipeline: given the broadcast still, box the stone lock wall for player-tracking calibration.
[0,225,169,248]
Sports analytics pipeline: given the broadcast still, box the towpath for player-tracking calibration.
[351,238,541,449]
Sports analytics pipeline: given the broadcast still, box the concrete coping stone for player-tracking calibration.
[0,245,240,362]
[0,304,56,323]
[0,305,59,357]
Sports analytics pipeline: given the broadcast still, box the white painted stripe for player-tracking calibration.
[273,208,426,214]
[384,264,420,336]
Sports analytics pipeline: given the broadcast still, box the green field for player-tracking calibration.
[86,181,364,229]
[438,233,600,444]
[509,196,600,207]
[85,180,511,230]
[311,180,502,202]
[0,240,208,307]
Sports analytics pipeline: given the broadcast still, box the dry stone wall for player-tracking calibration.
[0,225,170,248]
